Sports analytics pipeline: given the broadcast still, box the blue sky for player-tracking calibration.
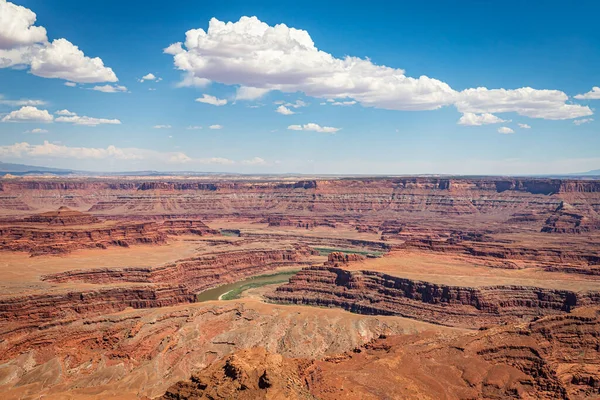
[0,0,599,174]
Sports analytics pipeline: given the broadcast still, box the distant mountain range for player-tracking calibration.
[1,161,600,178]
[578,169,600,176]
[0,161,77,175]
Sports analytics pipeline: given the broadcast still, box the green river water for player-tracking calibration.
[195,270,298,302]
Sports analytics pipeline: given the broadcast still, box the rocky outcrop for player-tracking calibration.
[164,307,600,399]
[242,232,391,252]
[542,201,600,233]
[0,221,167,255]
[401,237,600,266]
[0,246,316,328]
[267,266,600,328]
[324,252,365,266]
[0,285,194,327]
[161,219,219,235]
[42,246,316,292]
[264,216,336,229]
[24,206,99,225]
[162,348,312,400]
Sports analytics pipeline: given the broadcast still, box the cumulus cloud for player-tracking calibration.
[0,1,117,83]
[455,87,591,120]
[186,125,202,130]
[28,39,117,83]
[25,128,48,133]
[164,16,592,121]
[164,16,456,111]
[458,112,508,126]
[276,105,295,115]
[64,82,76,87]
[55,109,76,116]
[331,100,356,106]
[91,84,128,93]
[139,73,161,82]
[287,123,339,133]
[209,124,223,129]
[518,123,531,129]
[241,157,267,165]
[573,118,593,125]
[0,95,46,107]
[235,86,270,100]
[2,106,53,122]
[285,100,308,108]
[574,87,600,100]
[153,124,172,129]
[175,73,210,88]
[195,94,227,106]
[55,111,121,126]
[497,127,515,134]
[0,0,47,49]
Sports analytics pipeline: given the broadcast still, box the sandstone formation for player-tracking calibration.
[1,176,600,399]
[164,306,600,399]
[24,206,99,225]
[0,207,219,255]
[0,246,316,328]
[267,266,600,328]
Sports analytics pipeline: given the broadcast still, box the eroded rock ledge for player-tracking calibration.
[0,246,317,330]
[266,266,600,328]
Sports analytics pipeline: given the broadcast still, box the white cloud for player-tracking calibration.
[458,112,508,126]
[175,72,210,88]
[64,82,76,87]
[91,84,128,93]
[331,100,356,106]
[285,100,308,108]
[241,157,267,165]
[139,73,161,82]
[573,118,593,125]
[0,0,47,49]
[209,124,223,129]
[574,87,600,100]
[2,106,53,122]
[164,16,592,121]
[235,86,270,100]
[0,94,46,107]
[0,140,196,163]
[456,87,591,120]
[164,16,455,111]
[518,123,531,129]
[0,2,117,83]
[195,94,227,106]
[287,123,339,133]
[153,124,172,129]
[0,140,240,167]
[55,109,76,116]
[148,88,156,91]
[186,125,202,130]
[497,126,515,134]
[29,38,117,83]
[56,114,121,126]
[25,128,48,133]
[276,105,295,115]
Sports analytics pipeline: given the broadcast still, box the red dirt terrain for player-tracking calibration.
[0,176,599,399]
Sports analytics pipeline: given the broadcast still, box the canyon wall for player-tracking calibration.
[267,266,600,328]
[1,177,599,220]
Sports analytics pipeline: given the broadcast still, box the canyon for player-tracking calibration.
[0,176,599,399]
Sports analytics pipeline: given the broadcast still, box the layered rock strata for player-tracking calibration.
[0,247,317,329]
[163,307,600,399]
[267,266,600,328]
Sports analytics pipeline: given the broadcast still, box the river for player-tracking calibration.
[195,270,298,302]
